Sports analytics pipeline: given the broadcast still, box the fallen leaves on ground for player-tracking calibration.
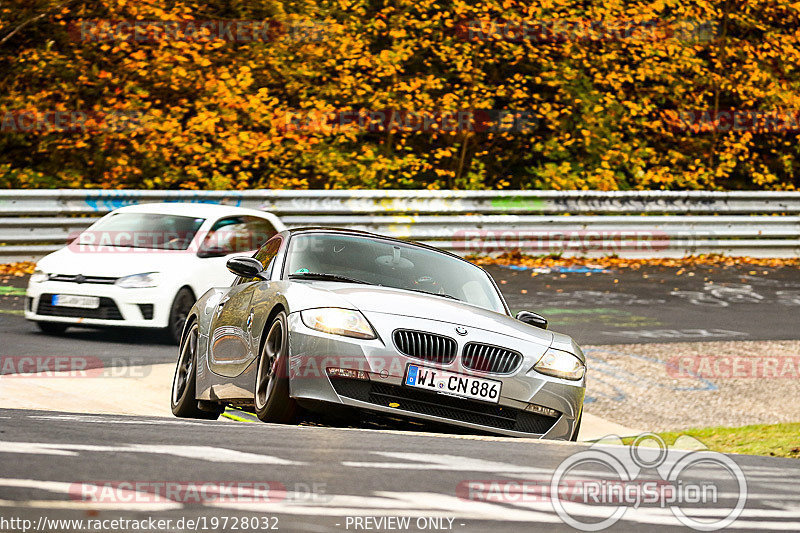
[0,262,36,277]
[468,251,800,270]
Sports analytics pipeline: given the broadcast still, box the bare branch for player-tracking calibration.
[0,1,68,47]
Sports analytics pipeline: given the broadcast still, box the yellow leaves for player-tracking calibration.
[0,262,37,277]
[1,1,798,192]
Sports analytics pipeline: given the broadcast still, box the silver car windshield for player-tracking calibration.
[285,233,506,313]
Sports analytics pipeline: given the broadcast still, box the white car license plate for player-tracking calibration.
[51,294,100,309]
[404,364,501,403]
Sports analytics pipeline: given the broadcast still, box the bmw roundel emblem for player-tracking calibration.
[455,326,468,336]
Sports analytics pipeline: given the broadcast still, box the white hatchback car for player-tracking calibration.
[25,202,285,342]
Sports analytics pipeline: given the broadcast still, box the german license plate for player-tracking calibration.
[51,294,100,309]
[404,364,501,403]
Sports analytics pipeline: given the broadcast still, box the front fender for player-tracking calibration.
[190,286,231,399]
[248,280,360,341]
[195,280,362,401]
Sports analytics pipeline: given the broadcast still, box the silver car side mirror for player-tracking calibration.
[516,310,548,329]
[226,256,265,279]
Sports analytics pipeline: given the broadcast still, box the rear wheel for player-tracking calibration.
[166,287,194,344]
[36,322,68,335]
[171,321,220,420]
[254,311,296,423]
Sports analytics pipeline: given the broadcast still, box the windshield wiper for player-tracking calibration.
[401,287,461,302]
[288,272,372,285]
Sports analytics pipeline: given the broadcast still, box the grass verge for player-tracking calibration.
[623,423,800,458]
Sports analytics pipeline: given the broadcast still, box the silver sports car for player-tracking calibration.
[171,228,586,440]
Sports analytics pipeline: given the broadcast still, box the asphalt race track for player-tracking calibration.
[2,265,800,531]
[2,263,800,366]
[492,263,800,345]
[1,408,799,532]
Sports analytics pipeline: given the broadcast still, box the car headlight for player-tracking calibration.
[300,308,376,340]
[115,272,160,289]
[533,348,585,381]
[30,269,49,283]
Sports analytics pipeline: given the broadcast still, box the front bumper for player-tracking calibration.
[286,311,585,440]
[25,280,169,328]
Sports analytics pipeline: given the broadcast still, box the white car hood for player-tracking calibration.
[36,246,196,277]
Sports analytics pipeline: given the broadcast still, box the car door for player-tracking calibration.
[208,235,283,378]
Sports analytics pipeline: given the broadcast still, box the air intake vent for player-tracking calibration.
[138,304,154,320]
[393,330,457,365]
[462,343,523,374]
[48,274,118,284]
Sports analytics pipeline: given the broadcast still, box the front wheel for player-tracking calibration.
[254,311,296,423]
[171,321,219,420]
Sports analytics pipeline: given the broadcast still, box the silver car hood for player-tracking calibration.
[299,282,554,346]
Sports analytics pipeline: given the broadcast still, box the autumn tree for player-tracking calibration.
[0,0,798,191]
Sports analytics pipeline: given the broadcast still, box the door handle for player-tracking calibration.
[215,296,230,318]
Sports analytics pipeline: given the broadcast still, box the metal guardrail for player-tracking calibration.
[2,189,800,215]
[1,190,799,262]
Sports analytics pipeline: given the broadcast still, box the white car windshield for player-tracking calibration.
[79,213,206,250]
[285,233,507,313]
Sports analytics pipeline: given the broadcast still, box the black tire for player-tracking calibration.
[166,287,195,345]
[570,413,582,442]
[36,322,68,335]
[254,311,296,423]
[171,321,220,420]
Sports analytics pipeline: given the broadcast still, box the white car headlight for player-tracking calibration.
[533,348,585,381]
[300,308,376,340]
[30,269,49,283]
[115,272,160,289]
